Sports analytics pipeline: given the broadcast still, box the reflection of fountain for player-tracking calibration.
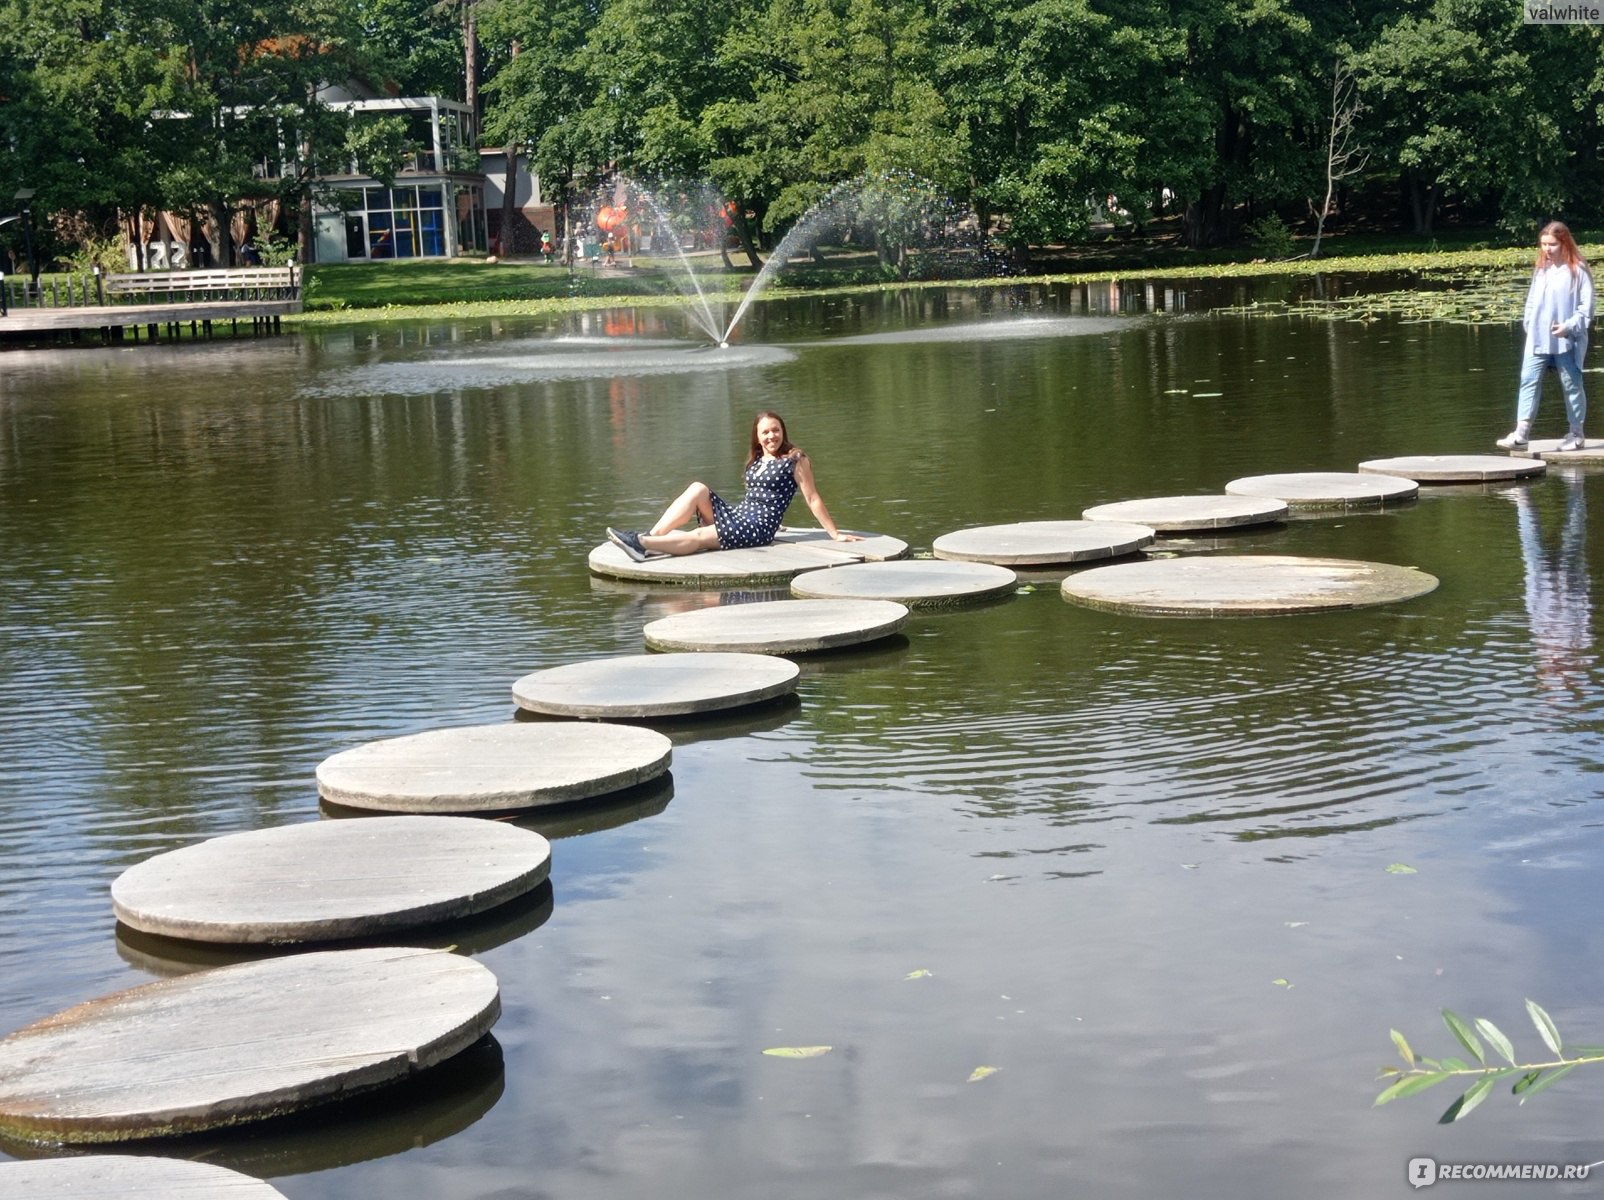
[1514,476,1595,698]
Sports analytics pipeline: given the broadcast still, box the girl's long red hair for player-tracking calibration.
[1537,221,1590,278]
[746,411,797,468]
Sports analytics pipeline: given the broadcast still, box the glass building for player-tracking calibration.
[312,96,488,262]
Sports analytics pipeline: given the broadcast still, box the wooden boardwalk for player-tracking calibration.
[1,298,299,344]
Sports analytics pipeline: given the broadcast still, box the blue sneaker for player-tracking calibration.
[607,527,649,562]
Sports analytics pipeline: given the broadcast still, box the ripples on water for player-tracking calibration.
[4,293,1604,1195]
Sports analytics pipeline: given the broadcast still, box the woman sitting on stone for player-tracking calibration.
[607,411,860,559]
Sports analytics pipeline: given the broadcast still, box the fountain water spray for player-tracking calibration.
[585,173,983,346]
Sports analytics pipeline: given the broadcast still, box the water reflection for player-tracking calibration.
[113,881,557,978]
[0,1036,506,1179]
[10,285,1604,1197]
[1513,474,1596,699]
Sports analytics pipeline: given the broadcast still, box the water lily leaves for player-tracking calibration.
[763,1045,832,1058]
[967,1066,999,1082]
[1386,863,1417,874]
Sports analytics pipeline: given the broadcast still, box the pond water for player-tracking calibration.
[3,277,1604,1197]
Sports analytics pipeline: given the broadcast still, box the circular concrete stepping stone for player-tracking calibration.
[317,722,670,813]
[512,652,799,718]
[1514,437,1604,462]
[931,520,1153,565]
[110,817,552,945]
[0,1156,288,1198]
[1357,454,1545,482]
[643,599,908,653]
[1080,494,1287,532]
[1224,472,1417,510]
[1060,554,1438,616]
[589,527,908,587]
[0,947,498,1144]
[790,559,1017,608]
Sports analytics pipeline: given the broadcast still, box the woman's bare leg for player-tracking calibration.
[650,482,715,536]
[640,526,721,556]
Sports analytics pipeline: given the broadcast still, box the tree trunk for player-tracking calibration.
[729,205,761,269]
[1406,174,1438,235]
[1182,183,1229,248]
[463,1,478,118]
[209,198,234,267]
[500,144,520,255]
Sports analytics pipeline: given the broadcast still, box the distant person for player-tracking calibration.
[240,240,262,266]
[606,411,860,560]
[1498,221,1594,452]
[540,229,553,263]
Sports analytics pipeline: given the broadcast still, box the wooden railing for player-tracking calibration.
[104,267,300,304]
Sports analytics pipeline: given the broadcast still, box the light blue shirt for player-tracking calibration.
[1524,262,1594,359]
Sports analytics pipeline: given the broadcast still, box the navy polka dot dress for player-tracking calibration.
[710,455,799,549]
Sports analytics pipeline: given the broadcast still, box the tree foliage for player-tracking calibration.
[6,0,1604,265]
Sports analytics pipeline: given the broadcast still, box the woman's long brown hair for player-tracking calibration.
[1537,221,1590,279]
[746,410,796,468]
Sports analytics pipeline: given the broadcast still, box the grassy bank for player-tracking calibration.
[290,234,1590,329]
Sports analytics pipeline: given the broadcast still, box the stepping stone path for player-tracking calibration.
[1224,472,1418,510]
[1514,437,1604,462]
[512,652,799,717]
[1080,494,1287,532]
[643,598,908,653]
[790,560,1018,608]
[1357,454,1546,482]
[0,1156,287,1198]
[1060,554,1439,616]
[0,947,499,1144]
[931,520,1153,565]
[317,722,670,813]
[111,816,552,944]
[588,527,908,587]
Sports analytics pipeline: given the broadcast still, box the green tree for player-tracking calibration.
[151,0,409,264]
[479,0,599,257]
[0,0,174,271]
[1357,0,1555,235]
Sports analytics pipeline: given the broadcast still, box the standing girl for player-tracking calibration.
[1498,221,1594,452]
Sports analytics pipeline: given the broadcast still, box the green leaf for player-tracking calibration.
[1527,999,1563,1056]
[967,1065,999,1082]
[1375,1071,1452,1106]
[1519,1063,1577,1101]
[762,1045,832,1058]
[1440,1057,1469,1071]
[1385,863,1417,874]
[904,969,932,980]
[1442,1010,1485,1064]
[1391,1029,1416,1068]
[1512,1069,1545,1095]
[1475,1018,1516,1065]
[1439,1076,1496,1123]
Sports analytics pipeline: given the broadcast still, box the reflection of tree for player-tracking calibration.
[1515,477,1595,700]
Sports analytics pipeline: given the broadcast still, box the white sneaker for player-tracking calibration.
[1557,433,1586,452]
[1495,430,1528,450]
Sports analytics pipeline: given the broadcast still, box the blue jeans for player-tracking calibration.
[1517,349,1587,433]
